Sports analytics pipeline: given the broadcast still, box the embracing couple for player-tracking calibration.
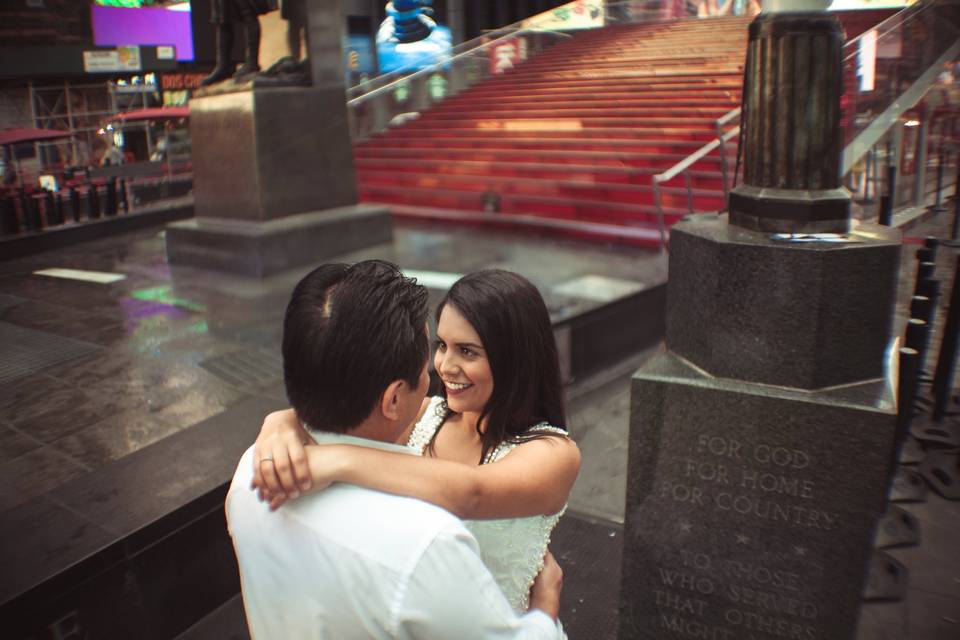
[226,260,581,638]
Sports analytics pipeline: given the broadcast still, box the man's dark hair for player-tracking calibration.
[282,260,429,433]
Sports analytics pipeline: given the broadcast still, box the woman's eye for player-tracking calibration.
[436,341,446,352]
[460,347,475,357]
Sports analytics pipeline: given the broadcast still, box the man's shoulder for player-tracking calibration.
[227,445,472,556]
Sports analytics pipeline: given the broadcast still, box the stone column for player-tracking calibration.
[447,0,466,45]
[728,4,849,233]
[619,3,903,639]
[165,0,392,277]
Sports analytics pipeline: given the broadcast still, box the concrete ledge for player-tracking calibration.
[165,204,393,277]
[0,197,194,262]
[0,395,285,640]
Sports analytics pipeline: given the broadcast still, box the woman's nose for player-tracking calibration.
[437,352,458,376]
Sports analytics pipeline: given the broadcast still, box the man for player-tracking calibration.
[226,260,564,638]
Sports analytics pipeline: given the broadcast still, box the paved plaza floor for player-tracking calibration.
[1,212,958,638]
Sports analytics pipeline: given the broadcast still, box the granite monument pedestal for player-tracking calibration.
[619,214,902,640]
[166,86,391,277]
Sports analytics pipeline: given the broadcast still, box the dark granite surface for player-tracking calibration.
[0,219,664,636]
[667,214,902,390]
[189,88,357,223]
[620,352,897,640]
[165,203,394,276]
[3,200,958,638]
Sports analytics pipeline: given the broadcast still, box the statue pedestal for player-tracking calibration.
[619,215,902,640]
[166,86,391,276]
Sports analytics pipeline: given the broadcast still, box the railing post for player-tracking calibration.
[932,142,946,213]
[951,155,960,241]
[653,178,667,253]
[717,120,730,202]
[684,171,694,214]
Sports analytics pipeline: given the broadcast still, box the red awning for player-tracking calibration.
[110,106,190,123]
[0,127,74,146]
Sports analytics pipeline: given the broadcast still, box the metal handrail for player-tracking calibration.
[346,0,661,106]
[347,27,573,107]
[650,105,741,251]
[653,128,738,185]
[842,0,932,60]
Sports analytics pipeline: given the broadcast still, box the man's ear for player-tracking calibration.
[380,379,406,421]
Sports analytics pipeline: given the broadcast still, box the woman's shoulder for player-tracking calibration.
[486,422,577,463]
[405,396,447,453]
[523,422,569,437]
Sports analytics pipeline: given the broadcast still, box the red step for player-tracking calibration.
[353,16,751,245]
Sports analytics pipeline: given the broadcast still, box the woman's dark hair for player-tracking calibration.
[430,269,567,464]
[283,260,429,433]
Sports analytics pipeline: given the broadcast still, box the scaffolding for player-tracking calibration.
[28,76,159,169]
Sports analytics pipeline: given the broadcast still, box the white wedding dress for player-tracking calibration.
[405,396,568,614]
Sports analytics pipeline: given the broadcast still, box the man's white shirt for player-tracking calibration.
[226,433,562,639]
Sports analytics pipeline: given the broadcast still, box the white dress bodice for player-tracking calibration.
[406,396,567,613]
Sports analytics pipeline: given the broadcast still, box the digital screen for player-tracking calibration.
[92,4,194,61]
[377,25,452,74]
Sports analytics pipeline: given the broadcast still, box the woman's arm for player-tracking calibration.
[253,408,314,498]
[253,397,432,499]
[288,435,581,520]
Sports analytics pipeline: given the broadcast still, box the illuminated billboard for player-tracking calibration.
[92,2,194,61]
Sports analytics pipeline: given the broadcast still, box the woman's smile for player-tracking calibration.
[443,380,473,395]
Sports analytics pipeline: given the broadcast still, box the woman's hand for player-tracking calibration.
[264,445,346,511]
[252,408,313,501]
[529,550,563,620]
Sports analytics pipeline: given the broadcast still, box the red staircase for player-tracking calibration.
[355,16,752,249]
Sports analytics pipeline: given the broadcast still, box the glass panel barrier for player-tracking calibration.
[346,1,666,141]
[842,0,960,150]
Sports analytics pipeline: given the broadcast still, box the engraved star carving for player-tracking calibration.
[735,533,750,545]
[794,546,807,557]
[679,522,692,533]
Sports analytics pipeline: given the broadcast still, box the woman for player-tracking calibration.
[254,269,581,613]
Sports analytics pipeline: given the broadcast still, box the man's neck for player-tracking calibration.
[305,417,402,446]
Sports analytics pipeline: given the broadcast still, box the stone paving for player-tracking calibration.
[2,206,959,638]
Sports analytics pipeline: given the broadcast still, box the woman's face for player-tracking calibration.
[434,304,494,415]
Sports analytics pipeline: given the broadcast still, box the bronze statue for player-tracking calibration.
[282,0,307,61]
[201,0,277,86]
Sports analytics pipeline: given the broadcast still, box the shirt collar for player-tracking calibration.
[306,428,415,456]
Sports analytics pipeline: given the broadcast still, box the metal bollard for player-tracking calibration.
[910,295,931,322]
[916,261,936,285]
[25,195,42,231]
[43,190,56,226]
[54,192,65,225]
[119,179,129,213]
[87,184,101,219]
[904,318,929,354]
[893,347,921,474]
[879,194,893,226]
[69,186,81,222]
[887,164,898,206]
[0,197,19,235]
[932,257,960,422]
[931,147,946,213]
[105,178,117,217]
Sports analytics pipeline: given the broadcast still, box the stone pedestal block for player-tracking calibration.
[729,12,849,233]
[168,84,393,276]
[666,214,901,390]
[166,204,391,277]
[189,87,357,222]
[619,353,896,640]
